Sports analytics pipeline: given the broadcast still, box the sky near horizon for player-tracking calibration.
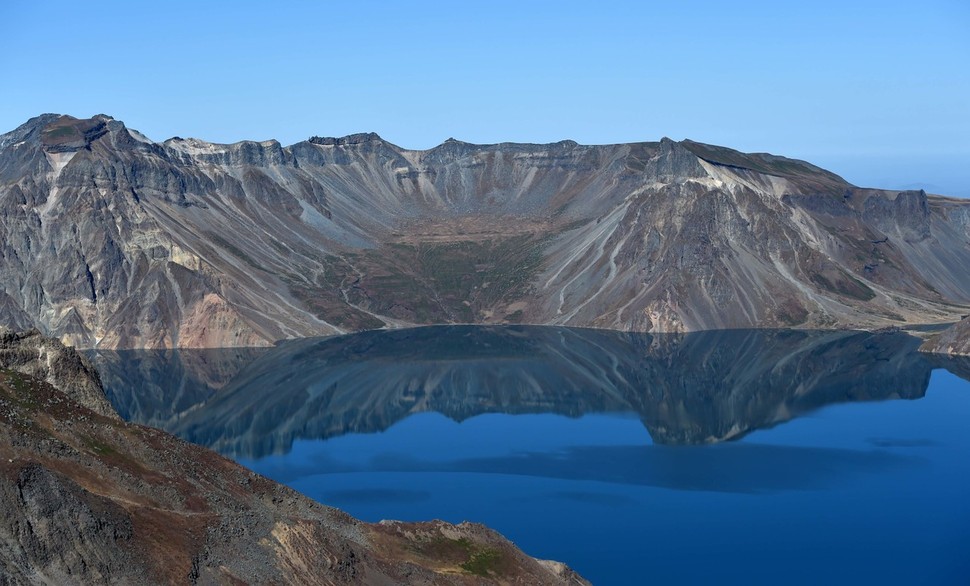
[2,1,968,195]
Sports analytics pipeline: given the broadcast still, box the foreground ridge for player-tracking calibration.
[0,329,588,584]
[1,114,969,348]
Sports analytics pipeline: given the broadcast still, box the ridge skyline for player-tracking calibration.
[4,112,835,155]
[9,112,966,199]
[6,2,967,197]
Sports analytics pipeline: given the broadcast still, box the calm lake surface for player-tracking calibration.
[94,326,970,585]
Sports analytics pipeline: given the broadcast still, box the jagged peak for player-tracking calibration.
[164,135,285,157]
[164,136,227,154]
[422,137,587,155]
[0,114,850,186]
[657,136,690,154]
[308,132,384,146]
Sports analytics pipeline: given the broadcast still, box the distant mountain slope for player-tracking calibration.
[1,114,968,348]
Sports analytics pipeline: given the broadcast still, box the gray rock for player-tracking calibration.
[0,329,116,418]
[2,114,969,349]
[920,315,970,356]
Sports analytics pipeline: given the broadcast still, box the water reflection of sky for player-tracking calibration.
[242,412,922,493]
[97,327,970,585]
[242,370,970,585]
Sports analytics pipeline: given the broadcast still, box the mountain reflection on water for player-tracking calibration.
[92,326,970,459]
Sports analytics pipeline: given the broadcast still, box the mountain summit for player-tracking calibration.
[1,114,968,348]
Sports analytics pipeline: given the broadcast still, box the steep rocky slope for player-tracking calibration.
[920,316,970,356]
[2,114,969,348]
[0,332,586,585]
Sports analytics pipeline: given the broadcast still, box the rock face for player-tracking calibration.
[0,327,115,418]
[920,316,970,356]
[2,114,969,348]
[0,331,587,585]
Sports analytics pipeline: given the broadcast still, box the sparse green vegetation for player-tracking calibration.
[4,369,27,392]
[81,434,117,456]
[0,370,48,433]
[287,235,546,329]
[349,235,544,323]
[460,547,503,576]
[283,258,386,330]
[775,299,809,325]
[1,370,39,409]
[406,535,506,577]
[42,125,78,140]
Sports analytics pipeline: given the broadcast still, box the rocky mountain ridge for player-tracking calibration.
[0,330,587,584]
[2,114,969,348]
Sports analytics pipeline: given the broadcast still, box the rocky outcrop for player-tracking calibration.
[0,327,116,418]
[2,114,969,348]
[0,463,137,584]
[0,331,587,585]
[920,316,970,356]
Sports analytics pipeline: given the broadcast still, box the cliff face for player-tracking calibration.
[0,331,586,585]
[2,114,969,348]
[920,316,970,356]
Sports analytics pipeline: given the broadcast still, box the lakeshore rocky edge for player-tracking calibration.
[0,114,968,351]
[0,328,588,585]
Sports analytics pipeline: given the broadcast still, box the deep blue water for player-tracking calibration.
[96,326,970,585]
[239,372,970,585]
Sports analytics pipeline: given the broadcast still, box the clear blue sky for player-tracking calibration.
[3,1,968,195]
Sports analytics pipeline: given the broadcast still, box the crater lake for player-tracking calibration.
[93,326,970,585]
